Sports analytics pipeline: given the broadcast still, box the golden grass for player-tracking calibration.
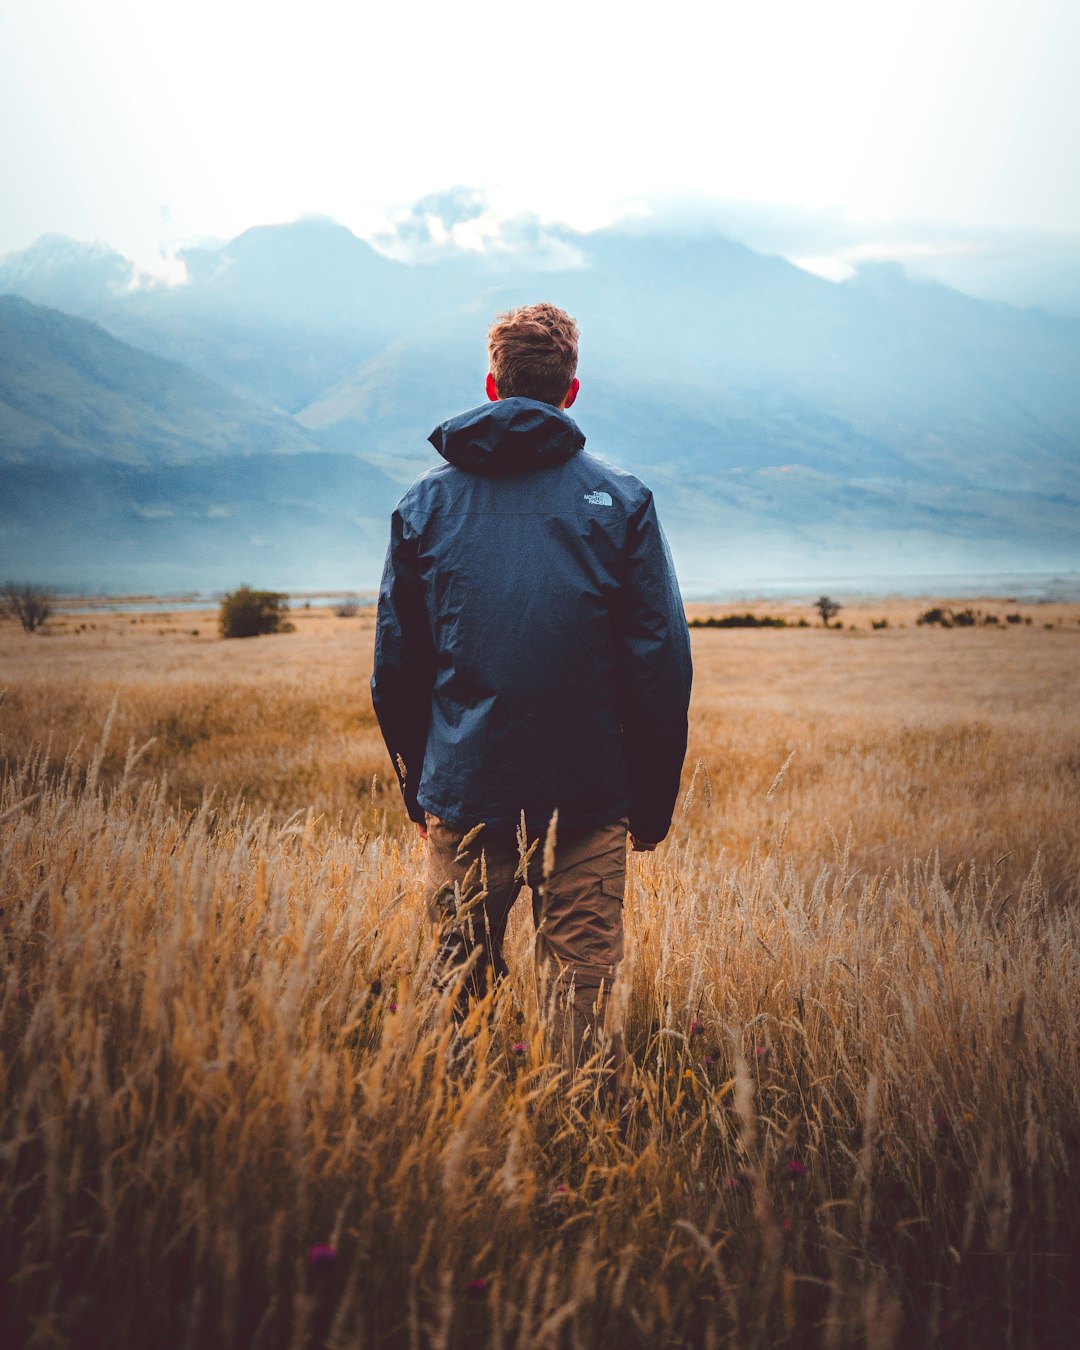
[1,602,1079,1347]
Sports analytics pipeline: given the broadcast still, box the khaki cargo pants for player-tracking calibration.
[423,815,628,1072]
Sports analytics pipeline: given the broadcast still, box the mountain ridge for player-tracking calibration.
[1,217,1078,590]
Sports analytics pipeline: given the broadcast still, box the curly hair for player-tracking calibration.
[486,302,579,407]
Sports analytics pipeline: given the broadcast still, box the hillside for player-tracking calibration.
[0,294,319,464]
[0,296,400,590]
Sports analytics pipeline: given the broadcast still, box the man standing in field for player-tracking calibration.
[371,303,691,1072]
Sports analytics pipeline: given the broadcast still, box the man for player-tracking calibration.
[371,302,691,1069]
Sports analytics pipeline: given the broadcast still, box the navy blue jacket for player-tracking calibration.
[371,397,692,843]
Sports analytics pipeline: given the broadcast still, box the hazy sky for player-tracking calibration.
[2,0,1079,293]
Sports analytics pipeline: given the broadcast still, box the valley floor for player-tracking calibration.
[1,597,1078,1346]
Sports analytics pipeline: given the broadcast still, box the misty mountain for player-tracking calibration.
[0,294,317,464]
[0,220,468,415]
[0,296,400,589]
[0,235,134,313]
[1,212,1078,590]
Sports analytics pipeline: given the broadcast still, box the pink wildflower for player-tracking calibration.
[786,1158,806,1180]
[512,1042,526,1055]
[690,1019,704,1037]
[307,1244,337,1272]
[465,1277,487,1299]
[388,1001,397,1013]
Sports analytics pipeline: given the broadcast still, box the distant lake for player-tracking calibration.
[55,593,378,615]
[682,571,1080,604]
[52,571,1080,613]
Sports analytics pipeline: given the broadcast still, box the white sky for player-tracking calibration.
[1,0,1079,274]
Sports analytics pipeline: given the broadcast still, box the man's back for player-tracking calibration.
[371,300,690,1069]
[372,395,692,844]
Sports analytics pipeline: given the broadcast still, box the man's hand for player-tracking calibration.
[630,834,659,852]
[416,821,428,840]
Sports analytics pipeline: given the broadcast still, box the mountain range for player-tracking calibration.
[1,211,1078,593]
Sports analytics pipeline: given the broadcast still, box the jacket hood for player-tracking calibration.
[429,397,585,475]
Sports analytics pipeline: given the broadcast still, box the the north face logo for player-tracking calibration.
[584,490,613,507]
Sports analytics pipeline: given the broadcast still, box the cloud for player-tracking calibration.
[370,186,587,270]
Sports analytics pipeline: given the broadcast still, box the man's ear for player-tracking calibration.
[485,372,499,402]
[562,377,580,410]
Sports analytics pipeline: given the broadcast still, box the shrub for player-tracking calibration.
[1,581,53,634]
[815,595,841,626]
[917,607,951,627]
[688,613,787,629]
[218,586,293,639]
[871,619,889,630]
[335,599,360,618]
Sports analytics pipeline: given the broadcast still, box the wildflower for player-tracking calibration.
[556,1183,568,1194]
[781,1218,793,1231]
[935,1113,951,1137]
[704,1055,715,1069]
[465,1277,487,1299]
[725,1175,742,1192]
[755,1045,769,1060]
[307,1244,337,1272]
[512,1042,526,1055]
[690,1019,704,1037]
[389,1001,398,1013]
[786,1158,806,1180]
[683,1068,694,1080]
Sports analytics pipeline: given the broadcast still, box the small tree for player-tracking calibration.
[1,581,53,634]
[218,585,292,639]
[815,595,841,627]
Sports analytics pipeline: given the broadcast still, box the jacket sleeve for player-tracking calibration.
[613,492,693,844]
[370,505,436,825]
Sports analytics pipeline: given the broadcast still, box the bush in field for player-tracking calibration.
[218,586,293,639]
[1,581,53,633]
[814,595,841,626]
[918,606,1008,629]
[689,613,787,629]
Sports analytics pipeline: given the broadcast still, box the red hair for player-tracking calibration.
[487,303,579,406]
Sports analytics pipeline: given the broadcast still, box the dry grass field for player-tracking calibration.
[1,596,1079,1347]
